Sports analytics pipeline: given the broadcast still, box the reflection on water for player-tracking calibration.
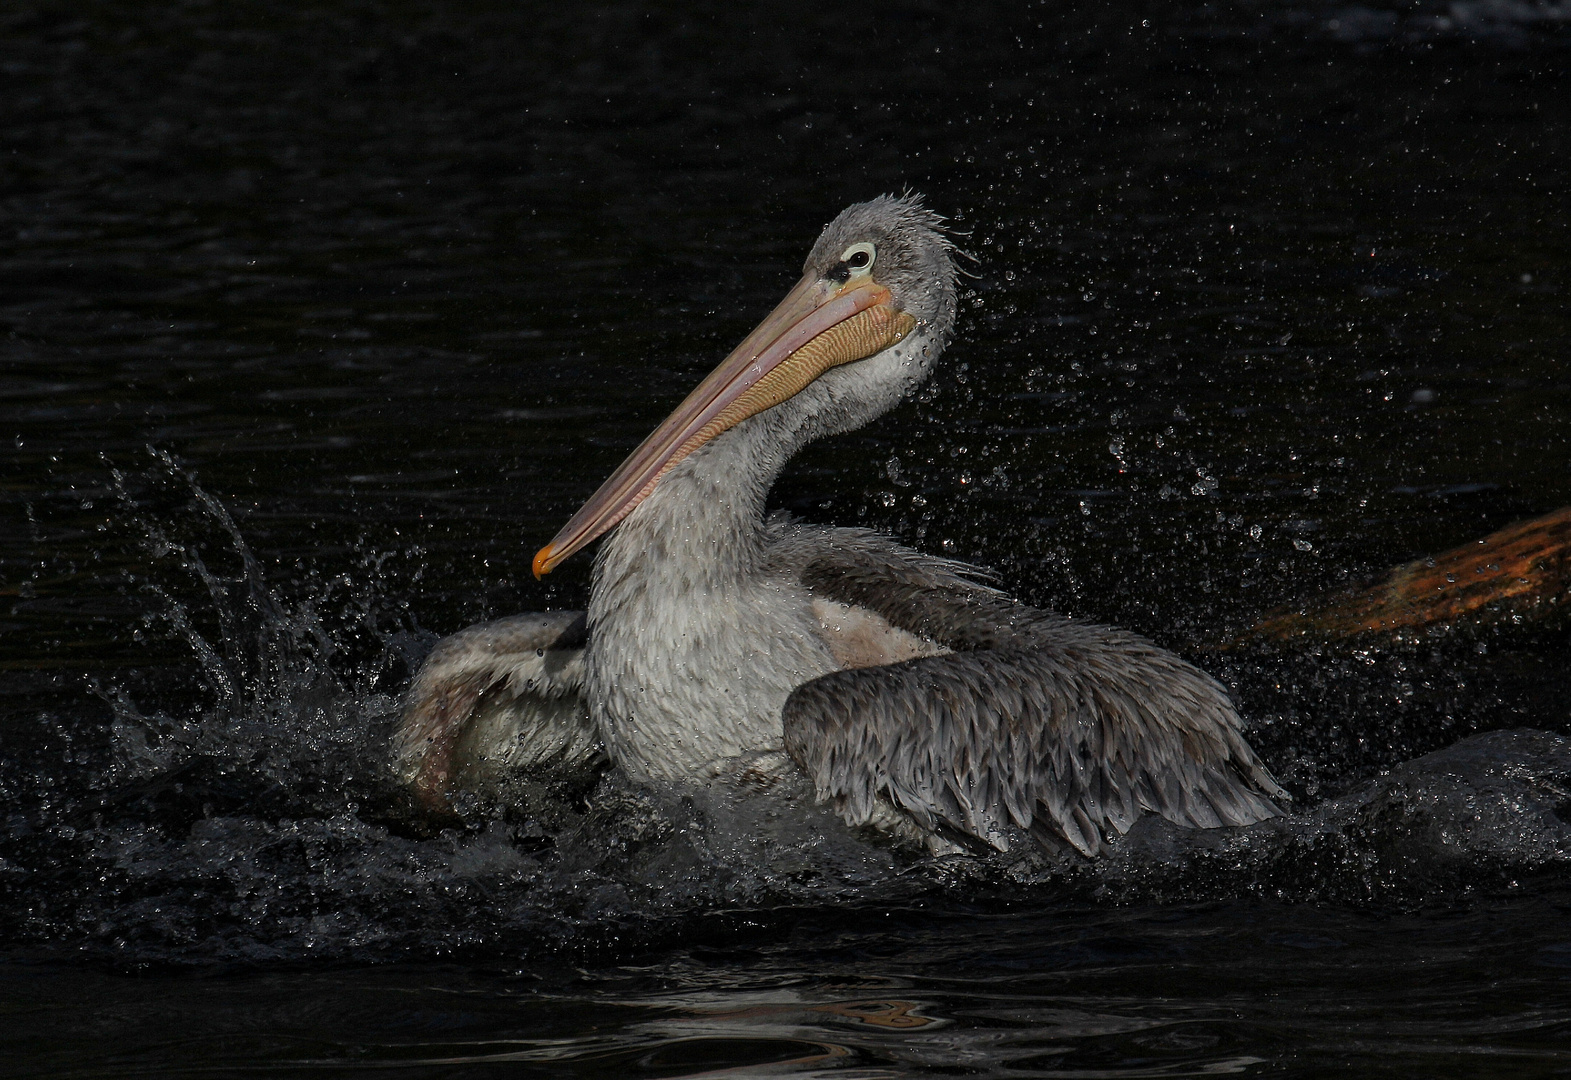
[3,0,1570,1076]
[10,898,1571,1076]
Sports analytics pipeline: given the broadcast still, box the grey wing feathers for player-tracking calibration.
[775,520,1012,646]
[779,527,1286,856]
[395,611,599,811]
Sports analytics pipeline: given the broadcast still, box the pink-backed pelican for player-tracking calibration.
[395,194,1286,856]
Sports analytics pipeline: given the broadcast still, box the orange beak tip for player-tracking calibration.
[532,545,554,580]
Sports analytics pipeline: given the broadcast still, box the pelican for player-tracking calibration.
[395,194,1287,856]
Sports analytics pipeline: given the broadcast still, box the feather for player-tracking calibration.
[777,527,1287,856]
[395,611,599,812]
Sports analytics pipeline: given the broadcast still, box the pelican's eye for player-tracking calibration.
[841,242,876,274]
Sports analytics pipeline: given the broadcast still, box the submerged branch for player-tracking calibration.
[1222,506,1571,647]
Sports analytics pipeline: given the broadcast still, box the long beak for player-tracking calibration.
[533,275,917,577]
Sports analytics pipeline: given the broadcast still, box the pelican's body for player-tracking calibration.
[397,195,1286,856]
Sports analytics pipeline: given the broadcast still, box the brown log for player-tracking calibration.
[1236,506,1571,645]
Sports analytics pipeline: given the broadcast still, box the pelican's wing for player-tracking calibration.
[779,528,1286,856]
[395,611,599,811]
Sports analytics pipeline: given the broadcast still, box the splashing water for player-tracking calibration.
[4,453,1571,970]
[3,454,937,965]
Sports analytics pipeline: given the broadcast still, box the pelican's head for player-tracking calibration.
[534,193,958,578]
[801,192,958,347]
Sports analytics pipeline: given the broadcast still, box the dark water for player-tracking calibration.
[4,1,1571,1075]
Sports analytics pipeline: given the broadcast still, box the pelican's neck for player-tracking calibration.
[589,328,937,602]
[591,410,793,600]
